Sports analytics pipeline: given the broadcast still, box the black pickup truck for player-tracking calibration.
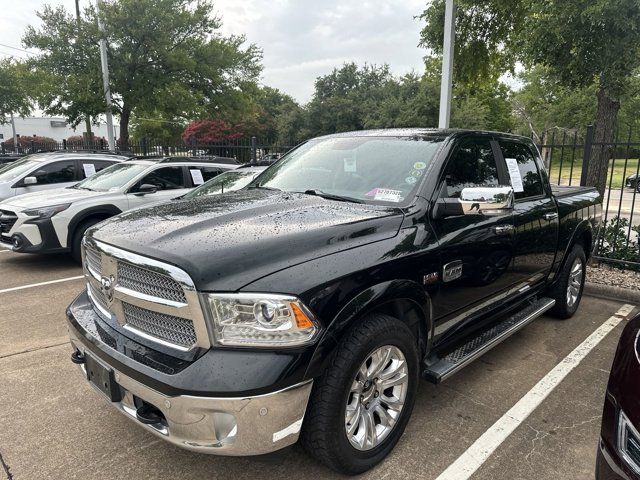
[66,129,601,474]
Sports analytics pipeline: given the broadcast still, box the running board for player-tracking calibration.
[422,297,556,384]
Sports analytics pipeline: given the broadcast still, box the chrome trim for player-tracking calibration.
[82,237,211,351]
[71,339,313,456]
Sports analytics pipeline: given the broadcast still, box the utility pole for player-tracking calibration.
[96,0,115,151]
[438,0,456,129]
[75,0,93,144]
[10,113,18,154]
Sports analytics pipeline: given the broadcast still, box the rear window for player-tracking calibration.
[499,141,544,199]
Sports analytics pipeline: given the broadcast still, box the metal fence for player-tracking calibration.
[535,125,640,268]
[1,136,300,163]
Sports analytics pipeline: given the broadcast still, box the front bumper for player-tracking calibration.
[67,291,315,455]
[0,211,66,253]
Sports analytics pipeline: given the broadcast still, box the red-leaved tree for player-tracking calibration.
[181,119,244,144]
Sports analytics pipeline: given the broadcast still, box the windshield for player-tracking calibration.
[74,162,149,192]
[252,136,443,204]
[0,156,46,182]
[184,169,261,199]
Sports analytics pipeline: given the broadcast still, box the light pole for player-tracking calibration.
[96,0,115,151]
[438,0,456,129]
[10,113,18,153]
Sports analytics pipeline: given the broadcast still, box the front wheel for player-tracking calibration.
[548,243,586,319]
[70,218,104,264]
[300,313,419,475]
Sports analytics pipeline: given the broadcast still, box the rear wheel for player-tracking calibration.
[70,218,105,264]
[548,243,586,319]
[300,313,419,475]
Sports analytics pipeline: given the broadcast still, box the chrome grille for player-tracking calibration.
[85,245,102,276]
[117,262,187,304]
[88,282,110,316]
[122,302,197,348]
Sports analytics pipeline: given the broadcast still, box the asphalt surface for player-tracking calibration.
[0,248,637,480]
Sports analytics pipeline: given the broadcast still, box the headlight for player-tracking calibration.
[23,203,71,219]
[205,293,320,347]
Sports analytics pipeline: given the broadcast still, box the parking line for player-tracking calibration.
[435,304,635,480]
[0,276,84,294]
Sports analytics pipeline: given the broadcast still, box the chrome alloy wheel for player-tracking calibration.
[344,345,408,451]
[567,257,584,308]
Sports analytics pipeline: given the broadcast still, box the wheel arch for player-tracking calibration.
[304,280,433,380]
[66,205,122,248]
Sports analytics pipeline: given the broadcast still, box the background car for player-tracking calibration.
[0,151,129,201]
[181,165,267,199]
[625,173,640,191]
[597,310,640,480]
[0,155,238,261]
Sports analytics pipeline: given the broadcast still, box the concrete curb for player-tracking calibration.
[584,282,640,304]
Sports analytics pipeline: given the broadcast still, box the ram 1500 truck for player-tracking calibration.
[66,129,602,475]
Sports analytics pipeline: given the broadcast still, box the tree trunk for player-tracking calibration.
[83,116,93,147]
[119,106,131,151]
[586,85,620,197]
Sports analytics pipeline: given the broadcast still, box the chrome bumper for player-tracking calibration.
[70,341,313,456]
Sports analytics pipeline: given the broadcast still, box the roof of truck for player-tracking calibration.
[317,128,531,142]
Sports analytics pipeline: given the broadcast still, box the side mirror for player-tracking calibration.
[23,176,37,186]
[134,184,158,196]
[433,186,514,219]
[459,186,514,216]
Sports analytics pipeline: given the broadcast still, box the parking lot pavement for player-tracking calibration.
[0,251,635,479]
[0,250,81,291]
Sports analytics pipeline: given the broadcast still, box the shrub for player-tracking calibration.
[597,216,640,267]
[181,119,244,144]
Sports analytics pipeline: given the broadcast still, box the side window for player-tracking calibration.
[441,138,500,198]
[499,141,544,199]
[31,160,77,185]
[79,160,115,179]
[188,166,222,186]
[136,166,186,191]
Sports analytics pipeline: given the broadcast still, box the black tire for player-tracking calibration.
[300,313,419,475]
[547,243,586,319]
[70,218,103,264]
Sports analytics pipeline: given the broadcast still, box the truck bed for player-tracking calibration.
[551,184,598,198]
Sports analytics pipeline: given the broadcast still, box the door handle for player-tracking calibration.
[543,212,559,221]
[494,225,515,235]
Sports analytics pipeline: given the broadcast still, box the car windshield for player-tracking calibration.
[0,155,47,182]
[74,162,149,192]
[251,136,443,204]
[183,169,262,199]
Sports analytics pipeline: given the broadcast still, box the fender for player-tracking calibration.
[304,279,433,380]
[66,204,122,248]
[550,218,593,286]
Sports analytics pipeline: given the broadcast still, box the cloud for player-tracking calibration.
[2,0,428,103]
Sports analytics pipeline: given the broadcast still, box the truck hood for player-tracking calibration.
[2,187,107,210]
[91,189,404,291]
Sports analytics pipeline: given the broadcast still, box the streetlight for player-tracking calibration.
[95,0,115,151]
[438,0,456,129]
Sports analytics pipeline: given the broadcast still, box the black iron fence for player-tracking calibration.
[535,125,640,268]
[1,136,300,163]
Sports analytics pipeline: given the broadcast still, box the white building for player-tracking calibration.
[0,117,119,142]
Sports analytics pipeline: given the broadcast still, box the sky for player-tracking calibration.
[0,0,429,104]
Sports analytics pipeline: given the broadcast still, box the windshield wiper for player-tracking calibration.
[299,189,364,204]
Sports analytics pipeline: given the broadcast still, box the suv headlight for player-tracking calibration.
[23,203,71,219]
[205,293,320,347]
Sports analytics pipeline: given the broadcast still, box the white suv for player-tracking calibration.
[0,151,129,201]
[0,156,238,261]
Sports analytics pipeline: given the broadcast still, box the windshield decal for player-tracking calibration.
[366,188,403,202]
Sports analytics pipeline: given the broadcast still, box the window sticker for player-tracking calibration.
[405,176,417,185]
[413,161,427,170]
[366,188,403,202]
[82,163,96,177]
[190,169,205,185]
[504,157,524,192]
[343,157,357,173]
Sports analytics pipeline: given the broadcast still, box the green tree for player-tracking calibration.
[0,59,32,125]
[420,0,640,195]
[24,0,262,148]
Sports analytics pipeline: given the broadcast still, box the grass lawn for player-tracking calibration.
[548,158,639,188]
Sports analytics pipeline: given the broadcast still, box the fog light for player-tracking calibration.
[12,236,22,249]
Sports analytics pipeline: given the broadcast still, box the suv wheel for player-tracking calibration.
[548,243,586,319]
[300,313,419,475]
[70,218,104,264]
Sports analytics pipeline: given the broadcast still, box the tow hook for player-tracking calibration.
[71,350,86,364]
[136,404,165,425]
